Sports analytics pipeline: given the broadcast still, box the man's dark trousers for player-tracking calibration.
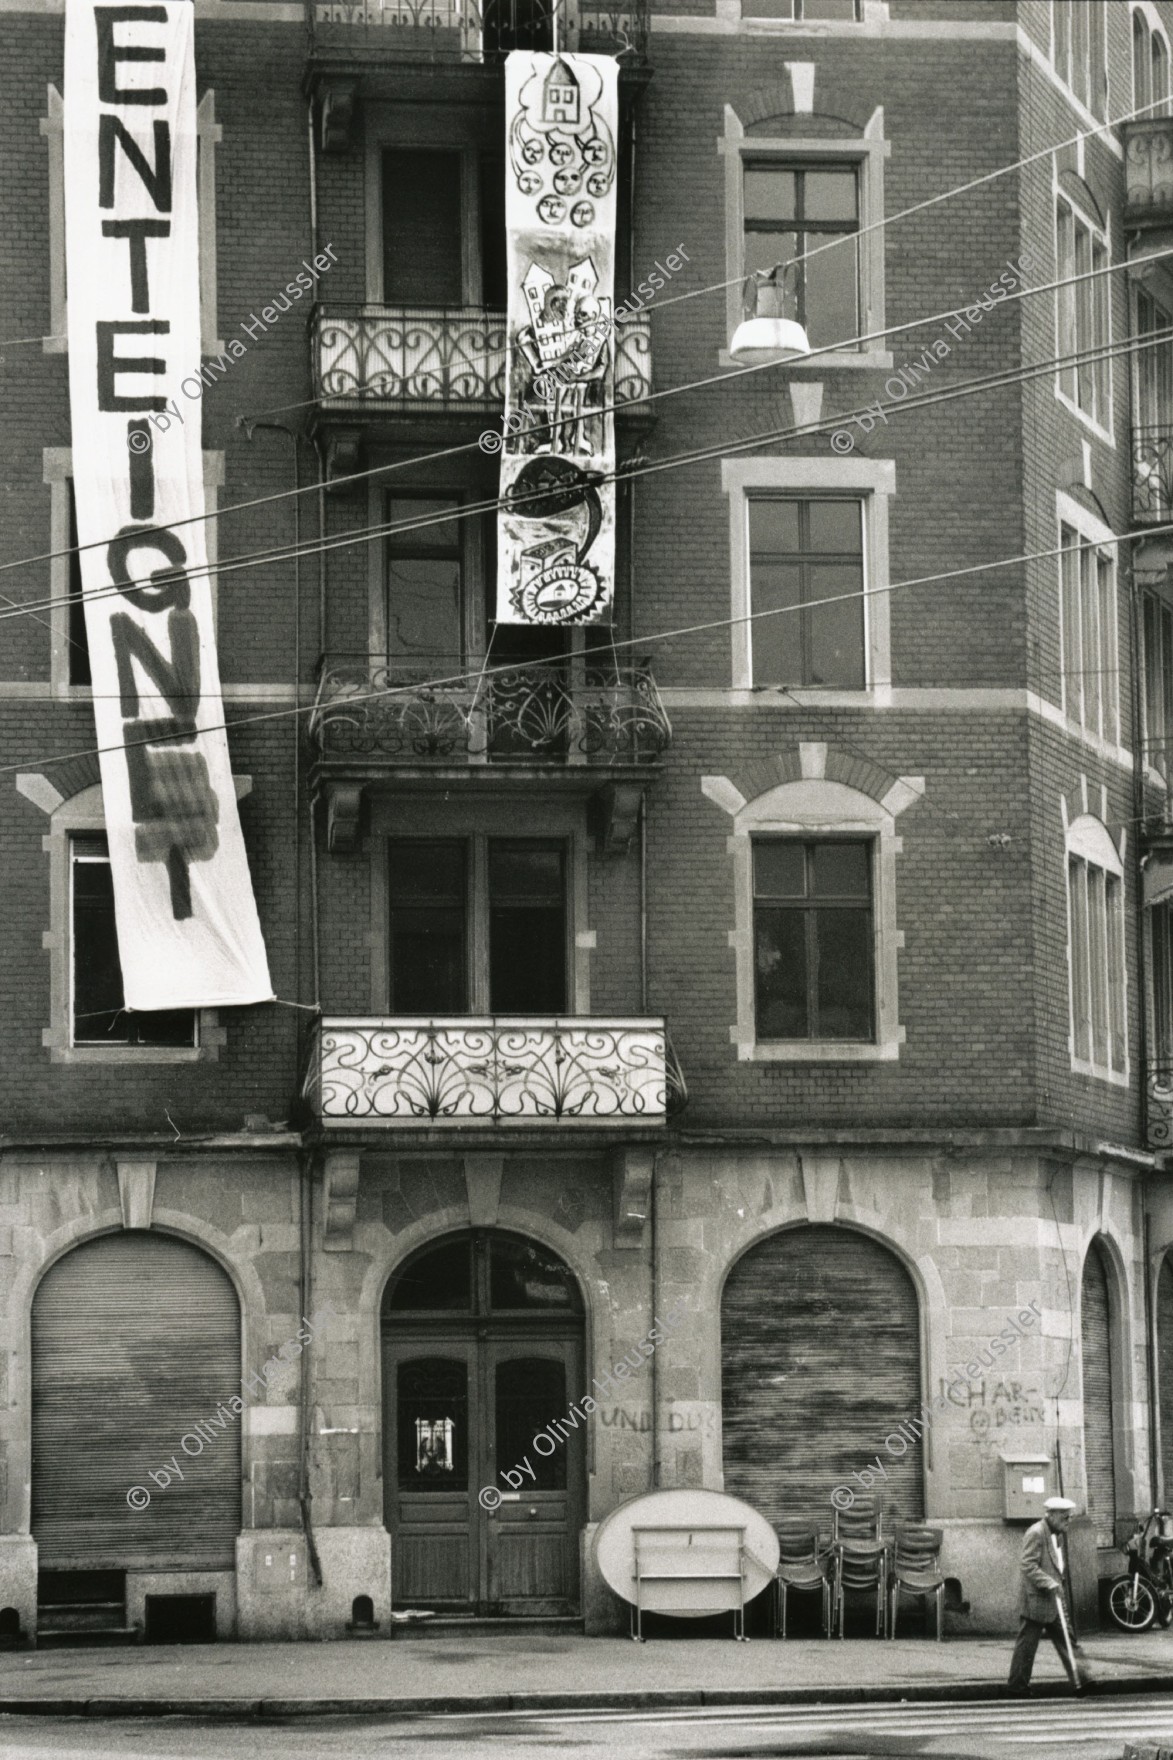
[1008,1615,1080,1690]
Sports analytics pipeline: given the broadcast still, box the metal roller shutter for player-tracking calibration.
[1159,1256,1173,1502]
[32,1233,242,1569]
[721,1224,924,1525]
[1081,1240,1117,1547]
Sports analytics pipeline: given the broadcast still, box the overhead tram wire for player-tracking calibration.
[0,315,1165,632]
[5,514,1172,780]
[0,222,1163,594]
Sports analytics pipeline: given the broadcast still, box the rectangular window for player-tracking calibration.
[488,841,566,1013]
[1153,904,1173,1064]
[753,839,874,1041]
[1052,0,1105,117]
[743,162,859,351]
[1059,524,1118,741]
[1057,198,1110,425]
[385,494,465,669]
[1135,288,1173,436]
[389,839,468,1014]
[66,480,90,687]
[388,835,567,1014]
[70,835,196,1047]
[1143,590,1173,773]
[1068,853,1126,1074]
[749,497,865,688]
[1133,12,1172,116]
[741,0,860,15]
[381,148,504,306]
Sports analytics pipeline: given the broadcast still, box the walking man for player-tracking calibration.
[1007,1495,1091,1694]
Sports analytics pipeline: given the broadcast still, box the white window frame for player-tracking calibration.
[1132,3,1173,119]
[1064,809,1129,1085]
[27,782,243,1065]
[1056,494,1121,756]
[1050,0,1108,121]
[735,0,871,21]
[705,753,922,1064]
[722,455,894,695]
[44,448,225,697]
[719,107,890,369]
[40,85,223,356]
[1055,189,1113,438]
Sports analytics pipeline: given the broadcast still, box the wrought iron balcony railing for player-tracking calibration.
[1133,425,1173,524]
[1125,118,1173,226]
[1148,1061,1173,1148]
[313,304,651,415]
[309,655,671,766]
[303,1016,683,1124]
[305,0,650,64]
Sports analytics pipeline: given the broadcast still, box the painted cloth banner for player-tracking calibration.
[497,52,617,626]
[64,0,272,1009]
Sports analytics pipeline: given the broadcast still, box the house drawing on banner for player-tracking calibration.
[543,59,581,125]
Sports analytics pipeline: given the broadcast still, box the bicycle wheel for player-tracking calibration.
[1108,1575,1156,1631]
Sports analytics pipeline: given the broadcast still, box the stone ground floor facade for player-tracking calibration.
[0,1133,1168,1643]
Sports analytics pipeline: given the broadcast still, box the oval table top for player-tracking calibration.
[592,1486,780,1611]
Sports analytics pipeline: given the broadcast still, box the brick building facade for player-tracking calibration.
[3,0,1173,1643]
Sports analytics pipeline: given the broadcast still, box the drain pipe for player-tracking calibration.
[299,1150,323,1587]
[1128,555,1161,1503]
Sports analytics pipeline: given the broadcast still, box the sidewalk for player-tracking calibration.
[1,1629,1172,1719]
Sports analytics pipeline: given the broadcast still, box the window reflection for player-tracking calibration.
[398,1358,468,1491]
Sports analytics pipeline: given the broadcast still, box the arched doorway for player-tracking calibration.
[32,1233,242,1572]
[1081,1238,1118,1545]
[722,1224,925,1524]
[381,1229,585,1616]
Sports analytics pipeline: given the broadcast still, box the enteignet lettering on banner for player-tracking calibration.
[497,52,617,627]
[63,0,273,1009]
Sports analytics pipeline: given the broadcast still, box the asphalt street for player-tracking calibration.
[1,1697,1173,1760]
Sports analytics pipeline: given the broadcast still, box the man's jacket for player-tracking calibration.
[1015,1519,1065,1622]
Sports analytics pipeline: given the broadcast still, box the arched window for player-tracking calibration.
[1065,813,1128,1082]
[1134,7,1173,118]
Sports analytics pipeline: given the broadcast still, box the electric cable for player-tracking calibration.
[1,314,1164,630]
[5,518,1172,778]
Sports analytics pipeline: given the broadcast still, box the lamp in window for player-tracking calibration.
[729,264,811,364]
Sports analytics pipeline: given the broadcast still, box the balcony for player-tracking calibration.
[305,0,650,66]
[1132,426,1173,524]
[1125,119,1173,229]
[312,304,652,428]
[310,654,670,849]
[303,1015,682,1127]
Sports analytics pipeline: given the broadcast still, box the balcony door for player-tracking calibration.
[382,1230,585,1615]
[388,836,568,1015]
[381,148,505,308]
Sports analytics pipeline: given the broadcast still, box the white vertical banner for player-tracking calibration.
[497,52,617,626]
[64,0,272,1009]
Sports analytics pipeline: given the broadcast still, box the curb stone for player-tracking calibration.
[0,1674,1172,1720]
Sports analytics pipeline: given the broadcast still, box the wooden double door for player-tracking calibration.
[385,1332,584,1615]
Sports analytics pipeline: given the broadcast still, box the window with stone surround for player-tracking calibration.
[1065,813,1128,1084]
[20,780,232,1065]
[1058,513,1119,747]
[1134,5,1173,118]
[723,457,893,693]
[1051,1,1107,119]
[1056,193,1111,430]
[721,106,888,369]
[703,749,922,1064]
